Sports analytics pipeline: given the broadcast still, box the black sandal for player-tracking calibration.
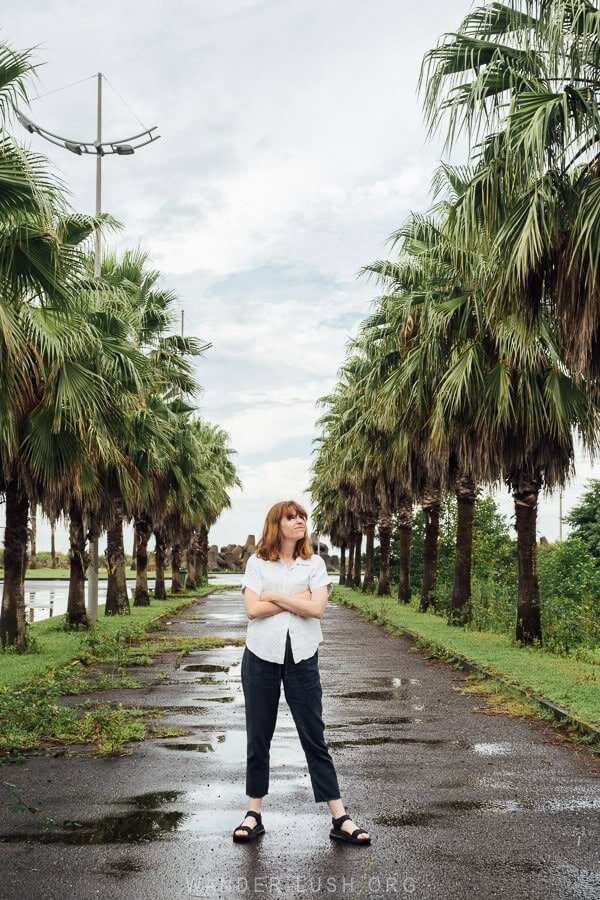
[330,813,371,845]
[233,810,265,843]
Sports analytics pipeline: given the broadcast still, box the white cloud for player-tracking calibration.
[209,456,314,547]
[6,0,592,562]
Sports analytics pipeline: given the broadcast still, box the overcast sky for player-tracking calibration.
[2,0,596,552]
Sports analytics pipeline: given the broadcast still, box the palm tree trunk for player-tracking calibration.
[186,534,197,590]
[105,510,130,616]
[397,495,413,604]
[449,472,476,626]
[29,505,37,570]
[0,479,29,650]
[362,518,377,593]
[352,530,362,588]
[154,529,168,599]
[171,541,184,593]
[377,512,392,596]
[50,518,57,569]
[134,517,153,607]
[420,485,441,611]
[513,473,542,645]
[67,503,89,628]
[199,525,209,582]
[339,541,347,586]
[345,534,355,586]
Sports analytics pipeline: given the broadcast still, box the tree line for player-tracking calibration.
[311,0,600,646]
[0,43,240,650]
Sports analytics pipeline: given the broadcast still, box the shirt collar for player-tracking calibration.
[279,557,310,567]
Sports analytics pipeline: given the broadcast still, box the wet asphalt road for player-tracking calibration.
[1,589,599,900]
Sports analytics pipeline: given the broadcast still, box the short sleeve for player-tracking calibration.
[309,555,331,594]
[241,554,262,595]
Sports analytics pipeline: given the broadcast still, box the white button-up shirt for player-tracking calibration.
[241,554,332,663]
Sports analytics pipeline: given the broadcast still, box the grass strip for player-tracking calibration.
[0,585,236,691]
[332,586,600,735]
[0,584,242,758]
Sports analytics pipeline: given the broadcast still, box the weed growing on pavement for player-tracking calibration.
[0,585,243,759]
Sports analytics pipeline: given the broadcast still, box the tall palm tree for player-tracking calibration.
[390,198,599,642]
[421,0,600,380]
[96,250,204,614]
[0,122,117,646]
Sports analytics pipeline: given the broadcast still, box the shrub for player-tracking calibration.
[538,537,600,653]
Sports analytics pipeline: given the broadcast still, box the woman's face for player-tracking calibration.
[279,511,307,543]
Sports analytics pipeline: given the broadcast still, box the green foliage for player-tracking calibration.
[0,665,150,757]
[379,493,600,655]
[29,552,70,569]
[333,585,600,736]
[0,585,241,758]
[405,495,518,629]
[0,585,229,691]
[538,537,600,655]
[564,480,600,559]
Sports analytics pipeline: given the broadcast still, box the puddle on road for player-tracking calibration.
[193,692,244,706]
[158,729,306,768]
[161,742,215,752]
[327,717,416,728]
[1,809,186,844]
[140,705,209,716]
[338,690,398,701]
[191,695,235,703]
[122,790,183,808]
[376,811,441,827]
[181,664,230,673]
[352,715,417,725]
[435,798,522,814]
[376,797,523,827]
[329,737,466,750]
[106,858,145,875]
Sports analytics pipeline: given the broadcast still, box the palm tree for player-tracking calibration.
[60,281,155,626]
[137,414,239,602]
[95,250,204,614]
[0,137,118,646]
[421,0,600,380]
[391,198,599,642]
[360,210,496,625]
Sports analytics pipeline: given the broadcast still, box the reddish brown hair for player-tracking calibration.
[256,500,313,562]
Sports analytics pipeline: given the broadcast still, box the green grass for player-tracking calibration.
[0,585,236,691]
[0,584,241,757]
[333,586,600,732]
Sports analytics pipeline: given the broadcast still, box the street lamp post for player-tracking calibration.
[17,73,159,623]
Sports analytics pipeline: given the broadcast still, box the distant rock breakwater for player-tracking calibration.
[208,533,339,573]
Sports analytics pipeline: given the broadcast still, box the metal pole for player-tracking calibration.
[181,309,184,338]
[559,489,563,542]
[94,72,102,274]
[87,72,102,624]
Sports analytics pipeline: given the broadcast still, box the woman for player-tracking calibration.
[233,500,371,845]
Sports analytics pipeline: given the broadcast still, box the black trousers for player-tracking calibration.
[241,632,341,802]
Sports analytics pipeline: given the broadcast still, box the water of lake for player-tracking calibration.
[0,573,244,623]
